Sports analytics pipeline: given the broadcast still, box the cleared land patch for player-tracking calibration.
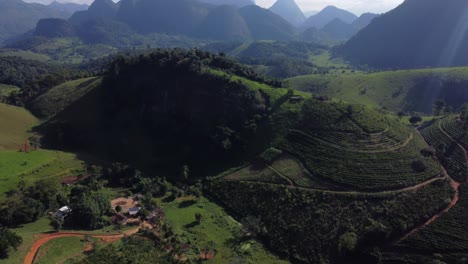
[0,103,38,150]
[224,155,334,189]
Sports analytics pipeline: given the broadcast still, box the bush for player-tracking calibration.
[260,148,283,164]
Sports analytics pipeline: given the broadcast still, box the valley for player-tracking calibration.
[0,0,468,263]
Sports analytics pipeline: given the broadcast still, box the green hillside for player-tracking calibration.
[287,67,468,113]
[0,103,38,150]
[30,77,102,119]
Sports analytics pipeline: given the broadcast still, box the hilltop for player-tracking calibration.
[302,5,357,29]
[269,0,306,26]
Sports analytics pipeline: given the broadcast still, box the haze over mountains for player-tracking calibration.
[339,0,468,69]
[0,0,86,43]
[0,0,385,45]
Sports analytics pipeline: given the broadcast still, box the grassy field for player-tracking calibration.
[0,218,52,264]
[0,103,38,150]
[0,150,84,195]
[0,49,51,62]
[161,196,289,264]
[34,237,88,264]
[287,66,468,113]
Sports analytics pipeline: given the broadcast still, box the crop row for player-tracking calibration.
[420,119,468,182]
[280,130,441,191]
[395,185,468,252]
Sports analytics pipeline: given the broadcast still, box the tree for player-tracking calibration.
[0,227,22,259]
[338,232,358,254]
[115,205,122,213]
[260,147,283,164]
[50,217,63,231]
[195,213,203,224]
[180,165,190,183]
[69,191,111,230]
[28,136,41,150]
[409,115,422,125]
[433,99,446,116]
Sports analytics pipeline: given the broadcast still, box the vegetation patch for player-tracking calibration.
[162,196,288,264]
[207,179,454,263]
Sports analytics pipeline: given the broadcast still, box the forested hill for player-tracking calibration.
[37,50,282,176]
[338,0,468,69]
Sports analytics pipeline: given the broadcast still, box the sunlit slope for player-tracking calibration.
[0,103,38,150]
[287,67,468,113]
[29,77,102,119]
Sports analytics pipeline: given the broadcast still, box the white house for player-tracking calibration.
[56,206,72,218]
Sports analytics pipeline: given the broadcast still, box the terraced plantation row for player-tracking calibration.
[420,118,468,182]
[280,129,441,191]
[440,117,468,149]
[311,129,411,153]
[393,185,468,253]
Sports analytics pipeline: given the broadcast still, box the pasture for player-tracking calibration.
[0,150,84,196]
[0,103,38,150]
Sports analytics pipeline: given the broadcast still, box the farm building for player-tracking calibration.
[128,207,141,216]
[56,206,72,218]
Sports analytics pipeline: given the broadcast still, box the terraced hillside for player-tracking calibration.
[382,116,468,263]
[287,67,468,113]
[210,97,456,263]
[226,97,442,191]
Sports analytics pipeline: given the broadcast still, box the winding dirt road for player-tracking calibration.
[24,227,140,264]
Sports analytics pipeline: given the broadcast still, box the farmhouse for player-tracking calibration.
[128,207,141,216]
[56,206,72,218]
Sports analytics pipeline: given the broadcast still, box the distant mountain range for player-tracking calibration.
[303,5,357,29]
[0,0,85,44]
[2,0,380,48]
[338,0,468,69]
[38,0,296,42]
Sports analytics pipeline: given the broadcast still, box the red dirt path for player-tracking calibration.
[24,227,140,264]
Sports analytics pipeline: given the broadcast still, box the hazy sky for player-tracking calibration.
[26,0,405,16]
[257,0,405,15]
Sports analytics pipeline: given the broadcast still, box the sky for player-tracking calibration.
[257,0,404,15]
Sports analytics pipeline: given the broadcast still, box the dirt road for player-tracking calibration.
[24,227,140,264]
